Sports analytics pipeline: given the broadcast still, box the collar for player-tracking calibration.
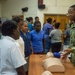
[3,36,16,42]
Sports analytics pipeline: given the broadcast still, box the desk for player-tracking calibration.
[28,54,75,75]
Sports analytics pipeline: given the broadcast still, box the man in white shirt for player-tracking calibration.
[0,20,26,75]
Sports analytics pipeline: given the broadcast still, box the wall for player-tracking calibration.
[1,0,75,27]
[1,0,37,20]
[37,0,75,27]
[0,1,2,17]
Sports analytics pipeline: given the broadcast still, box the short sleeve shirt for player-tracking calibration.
[30,30,46,53]
[0,36,27,75]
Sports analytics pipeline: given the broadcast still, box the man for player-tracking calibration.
[61,5,75,66]
[43,18,53,53]
[0,20,26,75]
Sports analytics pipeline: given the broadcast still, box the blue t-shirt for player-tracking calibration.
[30,30,46,53]
[42,23,53,38]
[28,22,33,31]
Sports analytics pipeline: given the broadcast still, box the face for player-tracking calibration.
[31,20,33,24]
[67,7,75,21]
[18,20,23,30]
[21,22,28,32]
[13,26,20,40]
[36,18,39,21]
[35,23,41,32]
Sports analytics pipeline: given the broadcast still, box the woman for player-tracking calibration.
[20,21,32,58]
[30,21,46,54]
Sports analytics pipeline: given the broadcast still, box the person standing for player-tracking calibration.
[12,16,25,57]
[0,20,26,75]
[49,22,62,53]
[30,21,46,54]
[61,5,75,66]
[43,18,53,53]
[28,17,33,32]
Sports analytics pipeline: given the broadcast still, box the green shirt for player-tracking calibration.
[69,23,75,66]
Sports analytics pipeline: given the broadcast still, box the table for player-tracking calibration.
[28,54,75,75]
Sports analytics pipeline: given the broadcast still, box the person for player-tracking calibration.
[35,16,39,22]
[12,16,25,57]
[20,21,32,58]
[0,20,26,75]
[49,22,62,53]
[61,4,75,66]
[30,21,46,54]
[52,20,56,29]
[20,21,32,74]
[42,18,53,53]
[28,17,33,31]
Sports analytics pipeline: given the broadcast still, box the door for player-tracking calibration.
[44,14,69,32]
[44,14,69,43]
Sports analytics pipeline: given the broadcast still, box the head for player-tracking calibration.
[34,21,41,32]
[67,5,75,22]
[1,20,20,40]
[35,16,39,21]
[26,17,29,22]
[28,17,33,24]
[21,21,28,33]
[54,22,60,29]
[12,16,23,30]
[47,18,52,24]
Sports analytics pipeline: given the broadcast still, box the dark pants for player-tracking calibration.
[45,37,51,53]
[51,42,62,53]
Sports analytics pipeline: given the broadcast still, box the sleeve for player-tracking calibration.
[49,31,52,37]
[43,31,46,39]
[10,43,27,68]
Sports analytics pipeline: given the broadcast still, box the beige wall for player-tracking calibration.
[1,0,37,20]
[37,0,75,27]
[1,0,75,27]
[0,1,2,17]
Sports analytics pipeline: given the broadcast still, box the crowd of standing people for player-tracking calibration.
[1,4,75,75]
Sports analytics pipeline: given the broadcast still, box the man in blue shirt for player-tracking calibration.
[28,17,33,31]
[43,18,53,53]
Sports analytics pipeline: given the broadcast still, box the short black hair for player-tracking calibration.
[28,17,33,22]
[47,18,52,24]
[34,21,41,27]
[12,16,23,24]
[1,20,17,36]
[26,17,29,22]
[55,22,60,29]
[35,16,39,20]
[70,4,75,10]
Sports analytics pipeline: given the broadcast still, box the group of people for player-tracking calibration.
[0,4,75,75]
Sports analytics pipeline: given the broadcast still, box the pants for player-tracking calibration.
[51,42,62,53]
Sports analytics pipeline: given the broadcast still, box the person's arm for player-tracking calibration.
[61,48,72,60]
[16,66,26,75]
[30,41,34,54]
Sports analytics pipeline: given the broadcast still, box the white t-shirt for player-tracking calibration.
[16,36,25,57]
[0,36,27,75]
[49,29,62,43]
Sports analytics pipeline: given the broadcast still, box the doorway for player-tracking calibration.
[44,14,69,32]
[44,14,69,43]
